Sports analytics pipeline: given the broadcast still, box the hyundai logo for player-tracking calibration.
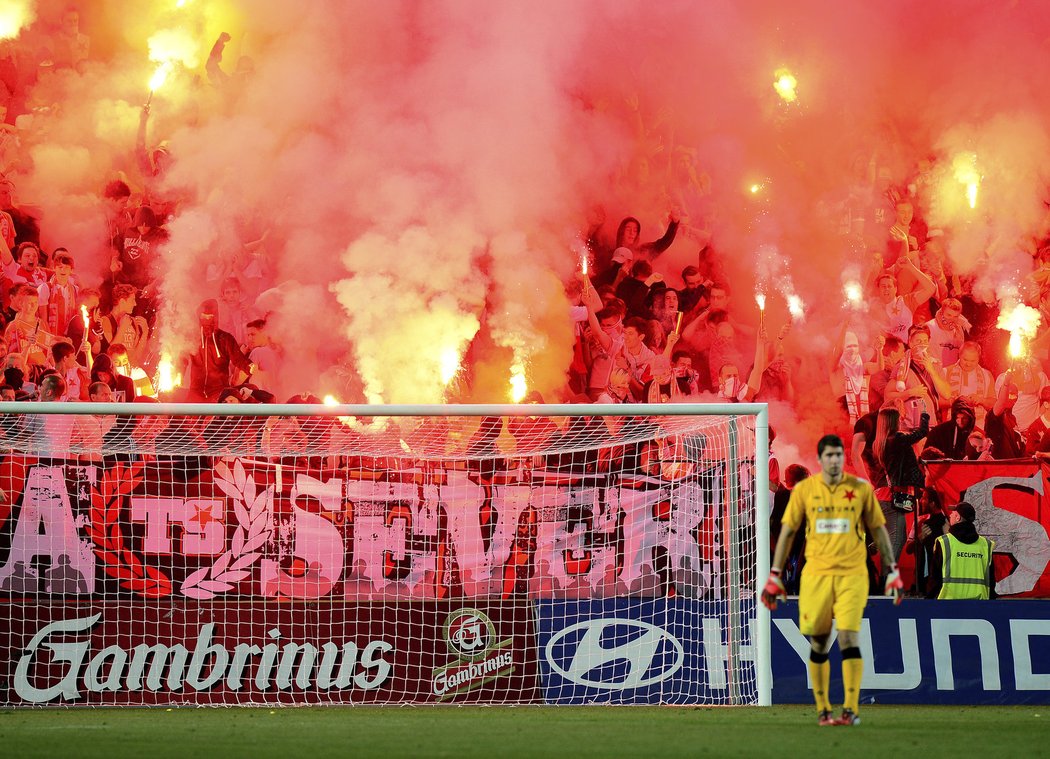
[546,619,684,689]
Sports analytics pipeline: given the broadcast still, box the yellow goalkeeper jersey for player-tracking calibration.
[783,473,885,576]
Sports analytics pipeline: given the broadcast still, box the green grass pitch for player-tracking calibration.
[1,705,1045,758]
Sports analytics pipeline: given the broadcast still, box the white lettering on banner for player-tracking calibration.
[85,645,127,692]
[348,472,506,594]
[774,618,921,690]
[546,619,683,689]
[353,512,438,593]
[535,489,616,592]
[0,466,95,594]
[858,619,922,690]
[931,619,1001,691]
[447,476,533,584]
[14,614,97,701]
[0,466,727,599]
[958,471,1050,595]
[614,486,708,589]
[1010,620,1050,690]
[814,518,850,534]
[130,498,226,555]
[668,482,708,581]
[617,489,671,588]
[13,615,394,703]
[702,617,757,689]
[292,474,344,515]
[259,505,343,599]
[342,474,715,597]
[127,643,190,691]
[778,615,1050,692]
[432,651,514,697]
[773,618,817,686]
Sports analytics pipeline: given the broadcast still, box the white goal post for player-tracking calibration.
[0,401,770,707]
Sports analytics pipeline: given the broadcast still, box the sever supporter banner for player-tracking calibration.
[770,600,1050,705]
[0,457,732,601]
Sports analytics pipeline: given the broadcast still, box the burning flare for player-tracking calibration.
[149,61,174,93]
[953,152,981,210]
[509,363,528,403]
[998,303,1041,359]
[323,394,359,428]
[773,68,798,103]
[843,280,863,308]
[146,27,201,95]
[79,305,94,372]
[0,0,33,40]
[156,354,182,393]
[572,237,590,275]
[439,346,460,386]
[775,274,805,321]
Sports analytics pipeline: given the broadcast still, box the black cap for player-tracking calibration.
[3,367,24,390]
[955,502,976,522]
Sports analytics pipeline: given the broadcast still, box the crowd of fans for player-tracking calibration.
[1,14,1050,475]
[570,155,1048,599]
[0,16,276,409]
[0,11,1035,606]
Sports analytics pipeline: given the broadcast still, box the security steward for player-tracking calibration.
[930,502,995,599]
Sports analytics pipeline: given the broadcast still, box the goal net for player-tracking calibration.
[0,402,769,707]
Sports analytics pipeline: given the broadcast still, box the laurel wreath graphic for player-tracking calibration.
[88,461,173,598]
[180,459,273,600]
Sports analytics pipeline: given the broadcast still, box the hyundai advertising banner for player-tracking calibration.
[771,599,1050,705]
[534,597,758,705]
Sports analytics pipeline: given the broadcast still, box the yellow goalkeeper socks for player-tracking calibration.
[841,647,863,712]
[808,650,831,712]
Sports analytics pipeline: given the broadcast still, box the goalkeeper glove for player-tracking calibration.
[885,563,904,605]
[761,568,786,610]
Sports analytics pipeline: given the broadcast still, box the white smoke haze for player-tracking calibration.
[4,0,1050,457]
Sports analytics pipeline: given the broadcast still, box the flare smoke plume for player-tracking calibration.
[8,0,1050,453]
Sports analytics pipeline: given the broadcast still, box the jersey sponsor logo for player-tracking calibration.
[815,518,850,534]
[432,608,515,699]
[545,618,684,690]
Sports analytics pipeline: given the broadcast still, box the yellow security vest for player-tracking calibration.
[937,533,994,600]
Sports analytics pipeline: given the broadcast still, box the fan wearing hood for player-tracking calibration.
[829,327,879,427]
[926,398,978,460]
[185,299,252,402]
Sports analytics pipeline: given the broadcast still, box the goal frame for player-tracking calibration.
[1,400,771,707]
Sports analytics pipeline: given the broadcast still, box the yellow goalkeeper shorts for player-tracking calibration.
[798,571,869,636]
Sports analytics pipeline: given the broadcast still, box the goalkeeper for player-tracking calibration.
[761,434,903,727]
